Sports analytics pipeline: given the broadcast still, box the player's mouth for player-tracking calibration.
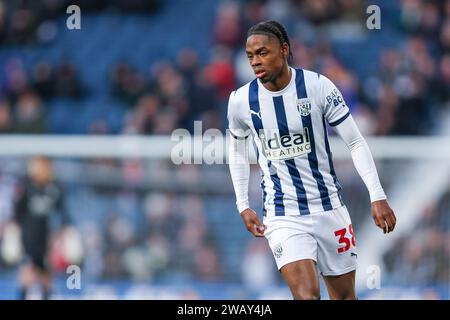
[255,70,267,79]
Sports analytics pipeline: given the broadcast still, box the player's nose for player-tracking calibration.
[251,56,262,67]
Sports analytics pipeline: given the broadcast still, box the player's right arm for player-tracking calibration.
[227,90,265,237]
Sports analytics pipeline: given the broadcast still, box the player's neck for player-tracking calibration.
[263,65,291,92]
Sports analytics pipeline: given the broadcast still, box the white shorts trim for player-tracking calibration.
[320,264,358,276]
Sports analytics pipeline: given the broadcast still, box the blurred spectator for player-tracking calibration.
[441,19,450,54]
[436,54,450,103]
[102,213,135,279]
[298,0,339,25]
[53,61,85,99]
[0,100,12,133]
[154,62,186,102]
[0,2,7,43]
[193,243,222,281]
[241,238,277,292]
[203,46,236,101]
[241,0,267,32]
[213,1,242,49]
[122,94,159,134]
[13,90,46,134]
[2,58,29,103]
[104,213,135,252]
[144,232,171,278]
[79,222,104,279]
[176,47,200,90]
[8,7,38,45]
[144,192,179,236]
[110,62,150,106]
[31,61,55,100]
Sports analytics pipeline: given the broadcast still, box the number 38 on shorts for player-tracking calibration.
[334,224,356,254]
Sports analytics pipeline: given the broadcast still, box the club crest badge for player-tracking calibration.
[273,244,283,259]
[297,98,311,117]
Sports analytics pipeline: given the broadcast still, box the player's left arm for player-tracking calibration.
[319,75,396,234]
[333,116,396,234]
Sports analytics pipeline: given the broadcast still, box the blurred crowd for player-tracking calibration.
[383,183,450,288]
[115,0,450,136]
[0,0,161,45]
[0,159,226,283]
[91,192,223,282]
[0,0,449,292]
[0,0,448,136]
[0,58,85,133]
[113,50,224,134]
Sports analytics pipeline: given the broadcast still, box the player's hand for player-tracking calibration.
[240,208,265,237]
[371,199,396,234]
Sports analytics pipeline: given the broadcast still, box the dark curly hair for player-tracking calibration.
[247,20,293,63]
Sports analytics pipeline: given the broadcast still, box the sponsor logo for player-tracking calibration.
[326,89,346,108]
[259,128,311,161]
[350,252,358,258]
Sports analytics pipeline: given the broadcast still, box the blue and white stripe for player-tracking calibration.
[243,68,347,216]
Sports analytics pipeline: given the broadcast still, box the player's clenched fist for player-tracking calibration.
[240,208,265,237]
[371,200,397,234]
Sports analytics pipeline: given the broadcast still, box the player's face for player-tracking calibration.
[28,157,53,185]
[246,34,288,83]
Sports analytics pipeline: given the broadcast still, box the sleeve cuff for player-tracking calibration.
[237,200,249,213]
[329,111,350,127]
[369,190,387,203]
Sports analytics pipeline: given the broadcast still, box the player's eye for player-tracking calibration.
[259,51,267,57]
[247,55,253,60]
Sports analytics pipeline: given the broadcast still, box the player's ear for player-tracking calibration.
[281,42,289,59]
